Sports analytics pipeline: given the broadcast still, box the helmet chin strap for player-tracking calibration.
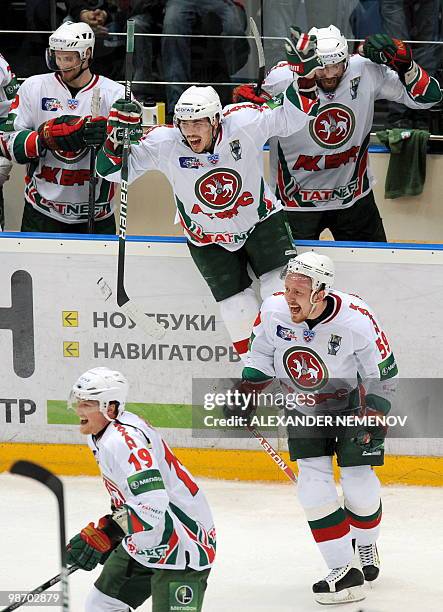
[57,58,90,83]
[207,123,221,153]
[307,298,318,318]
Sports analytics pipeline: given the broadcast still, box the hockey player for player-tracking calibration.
[3,21,127,233]
[67,366,215,611]
[0,52,19,230]
[233,26,442,241]
[229,251,398,605]
[96,28,322,360]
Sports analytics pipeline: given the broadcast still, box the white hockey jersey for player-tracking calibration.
[6,73,124,223]
[0,53,19,120]
[88,410,216,570]
[98,87,319,250]
[262,56,441,211]
[244,290,398,414]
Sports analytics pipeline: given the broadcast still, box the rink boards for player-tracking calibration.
[0,234,443,485]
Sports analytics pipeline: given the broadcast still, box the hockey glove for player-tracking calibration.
[104,98,143,156]
[38,115,86,152]
[66,514,124,571]
[83,115,108,147]
[351,406,388,454]
[232,84,271,105]
[285,26,323,78]
[359,34,413,74]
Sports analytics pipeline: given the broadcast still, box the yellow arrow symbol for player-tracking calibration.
[63,342,79,357]
[62,311,78,327]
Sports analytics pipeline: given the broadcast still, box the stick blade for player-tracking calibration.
[249,17,265,68]
[10,460,63,495]
[120,300,166,340]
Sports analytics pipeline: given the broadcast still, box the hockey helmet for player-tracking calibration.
[308,25,348,66]
[46,21,95,71]
[285,251,335,296]
[174,86,222,126]
[69,367,128,420]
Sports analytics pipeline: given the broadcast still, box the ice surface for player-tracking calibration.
[1,474,442,611]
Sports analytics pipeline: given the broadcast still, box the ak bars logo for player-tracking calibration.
[0,270,35,377]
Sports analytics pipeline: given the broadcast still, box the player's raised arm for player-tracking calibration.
[359,34,442,107]
[224,26,321,145]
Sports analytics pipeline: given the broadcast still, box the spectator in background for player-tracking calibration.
[0,53,20,230]
[380,0,441,129]
[350,0,383,41]
[66,0,125,79]
[262,0,359,70]
[162,0,249,118]
[125,1,166,102]
[68,0,164,91]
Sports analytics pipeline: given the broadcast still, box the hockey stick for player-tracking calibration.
[87,87,101,234]
[250,17,266,95]
[9,461,70,611]
[1,567,79,612]
[247,424,297,483]
[113,19,165,339]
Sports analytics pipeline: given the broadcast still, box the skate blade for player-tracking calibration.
[314,585,365,605]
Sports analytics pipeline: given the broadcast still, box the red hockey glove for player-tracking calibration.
[104,98,143,156]
[358,34,413,74]
[38,115,86,152]
[232,84,271,105]
[66,514,124,571]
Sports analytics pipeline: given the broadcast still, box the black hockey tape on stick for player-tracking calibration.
[9,461,70,611]
[1,566,79,612]
[250,17,266,95]
[114,19,165,340]
[87,87,101,234]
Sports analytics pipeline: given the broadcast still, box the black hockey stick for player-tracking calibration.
[9,461,70,611]
[87,87,101,234]
[1,566,79,612]
[250,17,266,95]
[114,19,165,339]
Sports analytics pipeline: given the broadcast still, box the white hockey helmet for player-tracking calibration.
[46,21,95,70]
[309,25,348,66]
[69,367,128,420]
[174,86,222,126]
[285,251,335,296]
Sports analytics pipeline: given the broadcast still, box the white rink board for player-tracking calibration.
[0,236,442,455]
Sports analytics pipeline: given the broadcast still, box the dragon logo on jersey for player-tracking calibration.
[195,168,242,210]
[283,346,328,391]
[309,104,355,149]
